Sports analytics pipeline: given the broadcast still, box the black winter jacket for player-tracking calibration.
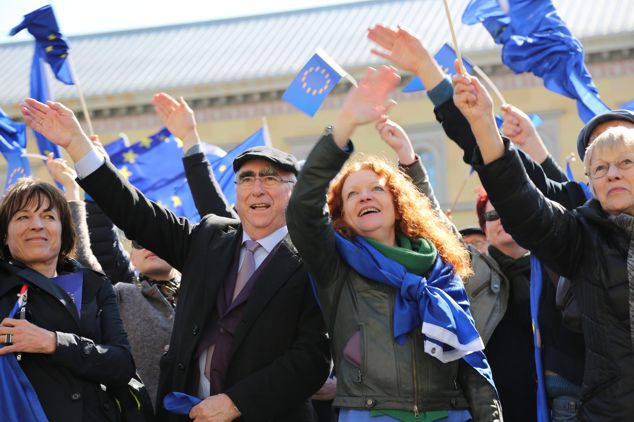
[474,144,634,422]
[0,259,134,421]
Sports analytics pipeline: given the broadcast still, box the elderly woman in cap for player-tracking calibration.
[287,65,501,422]
[0,178,134,421]
[453,68,634,420]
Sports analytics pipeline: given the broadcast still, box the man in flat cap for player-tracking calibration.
[29,94,330,422]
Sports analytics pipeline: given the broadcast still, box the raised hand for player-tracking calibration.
[333,66,401,147]
[452,72,494,125]
[375,117,416,165]
[368,24,429,74]
[152,92,200,150]
[21,99,93,162]
[368,24,446,91]
[46,154,80,201]
[453,71,504,164]
[501,104,549,163]
[501,104,538,146]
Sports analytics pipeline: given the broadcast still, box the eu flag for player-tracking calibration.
[403,44,474,93]
[462,0,610,123]
[0,109,30,191]
[107,126,269,222]
[10,5,74,85]
[0,286,49,422]
[10,5,75,161]
[282,49,345,117]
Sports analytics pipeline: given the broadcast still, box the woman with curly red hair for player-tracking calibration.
[286,65,501,422]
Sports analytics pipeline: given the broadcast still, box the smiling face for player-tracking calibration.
[234,159,295,240]
[340,169,397,245]
[6,197,62,270]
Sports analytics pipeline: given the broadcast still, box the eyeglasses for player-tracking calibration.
[588,157,634,179]
[235,175,295,188]
[483,210,500,222]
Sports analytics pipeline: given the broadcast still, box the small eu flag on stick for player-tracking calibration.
[282,49,346,117]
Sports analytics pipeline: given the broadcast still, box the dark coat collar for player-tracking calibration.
[0,259,84,327]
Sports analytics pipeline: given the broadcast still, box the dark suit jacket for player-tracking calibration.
[78,161,330,422]
[0,259,134,421]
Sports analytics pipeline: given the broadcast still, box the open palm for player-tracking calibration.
[341,66,401,126]
[368,25,428,74]
[21,99,85,148]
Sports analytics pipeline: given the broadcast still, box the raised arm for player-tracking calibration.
[375,117,459,237]
[152,92,236,218]
[367,25,585,209]
[452,74,585,277]
[287,66,400,316]
[21,99,197,272]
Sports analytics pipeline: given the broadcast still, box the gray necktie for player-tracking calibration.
[233,240,260,301]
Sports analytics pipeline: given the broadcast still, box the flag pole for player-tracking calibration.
[447,167,474,215]
[442,0,466,75]
[67,57,94,136]
[21,152,49,161]
[344,74,358,88]
[261,116,273,146]
[473,65,507,105]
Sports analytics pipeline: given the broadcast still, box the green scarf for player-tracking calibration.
[365,232,437,276]
[365,233,443,422]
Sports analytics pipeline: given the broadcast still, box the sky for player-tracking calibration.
[0,0,370,43]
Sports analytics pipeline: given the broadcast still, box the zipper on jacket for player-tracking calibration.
[411,335,420,418]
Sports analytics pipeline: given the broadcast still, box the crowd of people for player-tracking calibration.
[1,23,634,422]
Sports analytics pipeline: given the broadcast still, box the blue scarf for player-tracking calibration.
[529,256,551,422]
[335,234,495,387]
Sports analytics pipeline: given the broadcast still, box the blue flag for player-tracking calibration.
[462,0,511,44]
[282,49,345,117]
[11,5,75,161]
[0,286,49,422]
[108,126,269,222]
[529,257,550,422]
[30,45,63,160]
[403,44,474,93]
[463,0,610,123]
[622,99,634,111]
[9,5,74,85]
[0,109,30,191]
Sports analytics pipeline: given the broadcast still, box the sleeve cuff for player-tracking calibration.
[427,78,453,107]
[75,149,106,179]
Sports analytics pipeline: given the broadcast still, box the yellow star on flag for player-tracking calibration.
[174,138,183,148]
[139,138,152,148]
[218,164,227,172]
[118,166,132,180]
[171,195,182,208]
[123,149,138,164]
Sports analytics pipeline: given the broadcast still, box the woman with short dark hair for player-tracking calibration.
[0,178,135,421]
